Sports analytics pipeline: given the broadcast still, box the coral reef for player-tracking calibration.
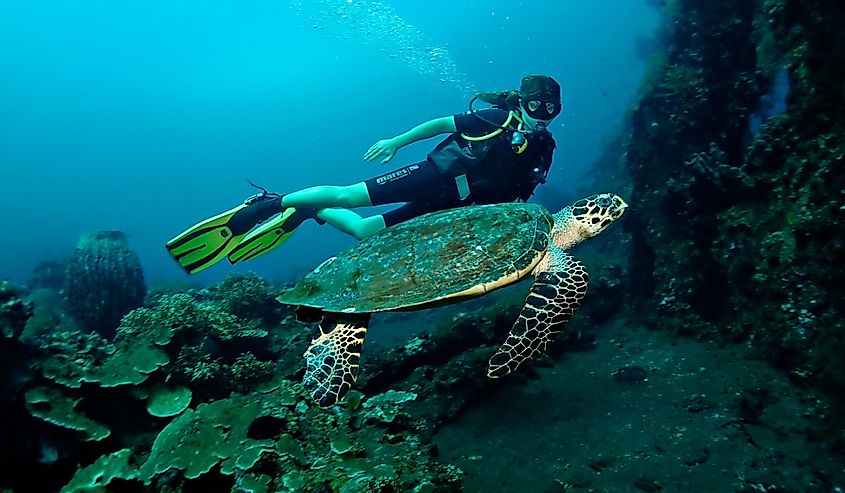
[57,381,462,492]
[6,247,843,492]
[63,230,147,336]
[210,272,285,324]
[11,253,619,491]
[59,449,136,493]
[2,274,474,491]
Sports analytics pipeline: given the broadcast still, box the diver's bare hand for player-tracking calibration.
[363,139,398,164]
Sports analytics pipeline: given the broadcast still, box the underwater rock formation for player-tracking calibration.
[0,281,35,399]
[586,1,845,480]
[63,230,146,336]
[0,283,50,491]
[0,280,32,339]
[615,0,845,376]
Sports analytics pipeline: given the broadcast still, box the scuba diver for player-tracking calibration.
[167,74,562,274]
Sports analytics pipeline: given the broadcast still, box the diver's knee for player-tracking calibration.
[335,183,371,208]
[334,189,357,208]
[354,216,386,239]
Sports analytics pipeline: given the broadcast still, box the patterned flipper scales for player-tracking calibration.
[488,252,588,378]
[303,316,369,407]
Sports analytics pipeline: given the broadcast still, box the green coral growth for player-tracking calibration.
[362,390,418,423]
[43,336,169,388]
[17,268,465,492]
[146,384,192,417]
[175,347,223,383]
[117,292,264,342]
[139,393,268,481]
[25,386,110,441]
[60,449,137,493]
[232,352,277,388]
[210,273,279,321]
[41,291,272,390]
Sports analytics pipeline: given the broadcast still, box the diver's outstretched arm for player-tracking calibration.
[364,116,457,163]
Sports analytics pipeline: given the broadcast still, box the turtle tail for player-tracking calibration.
[303,315,370,407]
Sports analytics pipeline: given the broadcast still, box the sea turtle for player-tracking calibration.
[276,193,628,406]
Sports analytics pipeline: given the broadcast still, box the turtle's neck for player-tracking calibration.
[551,206,586,250]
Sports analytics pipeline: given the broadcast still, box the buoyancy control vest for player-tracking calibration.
[426,110,555,202]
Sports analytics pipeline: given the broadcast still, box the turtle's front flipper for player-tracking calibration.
[488,252,588,378]
[303,315,370,407]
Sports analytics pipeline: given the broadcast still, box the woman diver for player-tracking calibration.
[167,75,562,274]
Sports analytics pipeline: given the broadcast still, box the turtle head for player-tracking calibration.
[553,193,627,247]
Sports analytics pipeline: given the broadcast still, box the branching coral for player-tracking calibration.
[210,273,281,322]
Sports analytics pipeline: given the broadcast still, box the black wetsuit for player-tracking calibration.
[364,108,556,227]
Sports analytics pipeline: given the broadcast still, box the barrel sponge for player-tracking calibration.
[64,230,146,335]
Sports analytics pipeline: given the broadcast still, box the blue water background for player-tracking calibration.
[0,1,660,286]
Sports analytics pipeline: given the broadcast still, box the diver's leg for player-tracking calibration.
[281,182,372,209]
[278,161,436,238]
[316,209,386,240]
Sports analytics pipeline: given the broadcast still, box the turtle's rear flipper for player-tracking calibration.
[488,253,588,378]
[303,315,370,407]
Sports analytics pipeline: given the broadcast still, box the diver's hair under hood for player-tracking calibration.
[519,75,561,104]
[475,75,561,110]
[475,89,521,110]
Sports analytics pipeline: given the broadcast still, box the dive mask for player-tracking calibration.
[519,74,562,121]
[519,108,553,130]
[524,99,561,121]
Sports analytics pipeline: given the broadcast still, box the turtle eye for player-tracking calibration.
[596,195,611,208]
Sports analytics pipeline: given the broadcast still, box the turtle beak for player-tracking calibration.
[613,194,628,219]
[613,196,628,218]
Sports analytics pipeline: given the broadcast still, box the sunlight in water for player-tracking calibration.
[288,0,477,96]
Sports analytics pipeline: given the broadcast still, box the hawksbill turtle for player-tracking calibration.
[276,193,628,406]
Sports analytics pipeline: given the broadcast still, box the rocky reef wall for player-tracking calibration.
[608,0,844,418]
